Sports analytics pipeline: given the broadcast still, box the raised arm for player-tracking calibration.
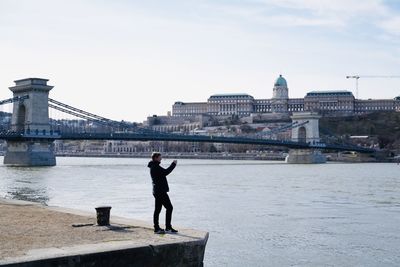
[160,162,176,176]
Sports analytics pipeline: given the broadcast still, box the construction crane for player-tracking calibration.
[346,75,400,99]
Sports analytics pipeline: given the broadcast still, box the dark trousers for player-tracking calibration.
[153,192,173,229]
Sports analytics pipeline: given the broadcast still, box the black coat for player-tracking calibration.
[147,161,176,195]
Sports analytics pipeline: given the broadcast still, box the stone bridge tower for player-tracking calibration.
[286,112,326,164]
[4,78,56,166]
[290,112,321,144]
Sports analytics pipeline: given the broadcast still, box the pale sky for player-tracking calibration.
[1,0,400,122]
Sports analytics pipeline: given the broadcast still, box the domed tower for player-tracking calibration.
[271,74,289,113]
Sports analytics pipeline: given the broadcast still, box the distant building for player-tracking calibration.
[144,114,210,132]
[304,90,355,116]
[171,75,400,118]
[354,98,399,114]
[207,94,255,116]
[172,101,208,117]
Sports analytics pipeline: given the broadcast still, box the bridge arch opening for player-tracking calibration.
[16,104,26,133]
[298,126,306,143]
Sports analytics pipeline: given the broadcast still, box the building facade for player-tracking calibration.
[207,94,255,116]
[271,75,289,113]
[304,90,355,116]
[172,75,400,118]
[172,102,208,117]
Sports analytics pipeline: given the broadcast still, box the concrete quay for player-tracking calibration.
[0,198,208,267]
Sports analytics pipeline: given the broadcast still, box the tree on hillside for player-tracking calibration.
[240,124,256,134]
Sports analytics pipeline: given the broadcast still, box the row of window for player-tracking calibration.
[288,108,304,111]
[306,104,353,109]
[355,103,395,107]
[174,110,207,114]
[255,100,271,104]
[218,111,251,115]
[208,99,253,103]
[356,106,395,111]
[152,124,199,131]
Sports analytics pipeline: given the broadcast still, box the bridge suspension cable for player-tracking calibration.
[0,95,29,106]
[48,98,112,123]
[48,98,137,130]
[48,104,117,127]
[258,120,309,137]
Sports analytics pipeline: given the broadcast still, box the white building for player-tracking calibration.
[172,75,400,118]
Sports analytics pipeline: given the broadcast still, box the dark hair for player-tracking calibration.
[151,152,161,161]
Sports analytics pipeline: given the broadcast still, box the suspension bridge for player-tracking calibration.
[0,78,375,166]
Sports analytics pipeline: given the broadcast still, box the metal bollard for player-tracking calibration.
[95,206,112,226]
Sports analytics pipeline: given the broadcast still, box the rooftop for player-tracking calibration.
[274,74,287,87]
[14,78,49,86]
[209,93,254,98]
[306,90,354,97]
[174,101,207,105]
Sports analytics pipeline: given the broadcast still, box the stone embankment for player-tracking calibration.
[0,198,208,267]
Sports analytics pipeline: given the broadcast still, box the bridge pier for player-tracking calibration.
[4,141,56,166]
[4,78,56,166]
[285,149,326,164]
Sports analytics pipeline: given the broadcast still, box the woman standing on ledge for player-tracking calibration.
[147,152,178,234]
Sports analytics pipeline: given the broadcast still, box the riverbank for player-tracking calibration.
[55,152,398,163]
[0,198,208,267]
[2,150,396,163]
[55,151,286,161]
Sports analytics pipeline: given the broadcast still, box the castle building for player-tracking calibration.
[171,75,400,118]
[304,90,355,116]
[271,74,289,113]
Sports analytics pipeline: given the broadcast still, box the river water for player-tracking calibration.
[0,157,399,266]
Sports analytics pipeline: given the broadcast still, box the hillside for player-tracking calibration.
[320,111,400,149]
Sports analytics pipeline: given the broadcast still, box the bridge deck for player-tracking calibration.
[0,132,376,153]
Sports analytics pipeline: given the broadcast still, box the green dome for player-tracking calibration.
[274,74,287,87]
